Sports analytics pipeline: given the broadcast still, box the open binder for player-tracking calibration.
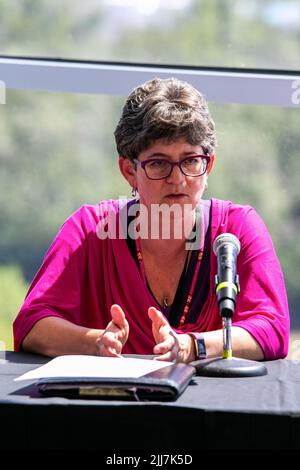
[15,355,195,401]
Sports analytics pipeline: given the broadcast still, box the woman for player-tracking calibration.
[13,77,290,362]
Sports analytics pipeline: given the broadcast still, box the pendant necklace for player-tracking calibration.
[135,205,205,326]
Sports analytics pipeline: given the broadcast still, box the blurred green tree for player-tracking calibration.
[0,265,28,349]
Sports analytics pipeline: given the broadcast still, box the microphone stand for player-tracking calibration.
[192,313,267,377]
[192,235,267,377]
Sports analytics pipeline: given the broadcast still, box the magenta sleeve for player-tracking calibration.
[229,206,290,359]
[13,207,89,351]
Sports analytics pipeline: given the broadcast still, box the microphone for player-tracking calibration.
[213,233,241,318]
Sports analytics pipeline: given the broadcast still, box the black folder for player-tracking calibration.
[38,363,195,401]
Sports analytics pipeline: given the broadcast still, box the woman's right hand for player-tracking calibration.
[96,304,129,357]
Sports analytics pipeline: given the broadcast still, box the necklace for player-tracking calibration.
[135,205,205,326]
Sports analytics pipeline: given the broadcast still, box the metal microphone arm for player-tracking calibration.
[213,233,241,359]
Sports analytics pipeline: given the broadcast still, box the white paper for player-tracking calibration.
[14,355,173,381]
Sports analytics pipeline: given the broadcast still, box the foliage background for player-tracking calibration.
[0,0,299,356]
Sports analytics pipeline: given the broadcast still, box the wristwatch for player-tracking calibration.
[189,333,206,360]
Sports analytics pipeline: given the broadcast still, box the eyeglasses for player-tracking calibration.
[133,155,211,180]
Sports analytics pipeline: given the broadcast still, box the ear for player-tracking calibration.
[207,154,215,175]
[118,156,137,188]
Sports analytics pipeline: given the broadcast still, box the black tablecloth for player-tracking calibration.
[1,351,300,451]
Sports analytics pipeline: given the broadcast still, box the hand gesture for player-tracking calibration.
[148,306,195,363]
[97,304,129,357]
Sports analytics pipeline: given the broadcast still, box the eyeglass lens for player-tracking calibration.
[145,157,207,179]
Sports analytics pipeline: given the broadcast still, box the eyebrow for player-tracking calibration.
[146,151,200,159]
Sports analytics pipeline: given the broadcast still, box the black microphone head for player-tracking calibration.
[213,233,241,256]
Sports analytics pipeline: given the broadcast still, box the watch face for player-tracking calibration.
[197,337,206,360]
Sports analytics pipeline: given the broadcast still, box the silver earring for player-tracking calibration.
[131,187,137,197]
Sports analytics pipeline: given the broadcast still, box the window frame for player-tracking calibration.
[0,56,300,107]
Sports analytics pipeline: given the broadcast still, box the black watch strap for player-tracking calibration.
[190,333,206,360]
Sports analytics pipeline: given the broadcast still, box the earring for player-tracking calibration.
[131,187,137,197]
[204,182,208,191]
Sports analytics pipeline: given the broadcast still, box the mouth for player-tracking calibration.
[164,193,188,199]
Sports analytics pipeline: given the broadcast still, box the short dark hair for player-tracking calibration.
[114,77,216,161]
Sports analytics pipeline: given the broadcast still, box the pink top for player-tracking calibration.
[13,198,290,359]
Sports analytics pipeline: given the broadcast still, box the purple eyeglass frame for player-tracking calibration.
[133,154,211,180]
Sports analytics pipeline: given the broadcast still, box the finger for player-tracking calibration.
[169,330,179,347]
[107,347,122,357]
[154,333,179,354]
[97,342,121,357]
[169,330,180,358]
[153,336,173,355]
[154,331,180,361]
[102,332,123,351]
[98,332,123,356]
[153,351,175,362]
[148,306,168,329]
[102,346,121,357]
[154,343,180,362]
[110,304,128,329]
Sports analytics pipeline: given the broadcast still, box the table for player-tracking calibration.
[1,351,300,452]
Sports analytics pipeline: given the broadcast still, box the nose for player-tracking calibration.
[166,163,185,184]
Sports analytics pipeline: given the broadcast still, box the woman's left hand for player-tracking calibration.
[148,307,195,363]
